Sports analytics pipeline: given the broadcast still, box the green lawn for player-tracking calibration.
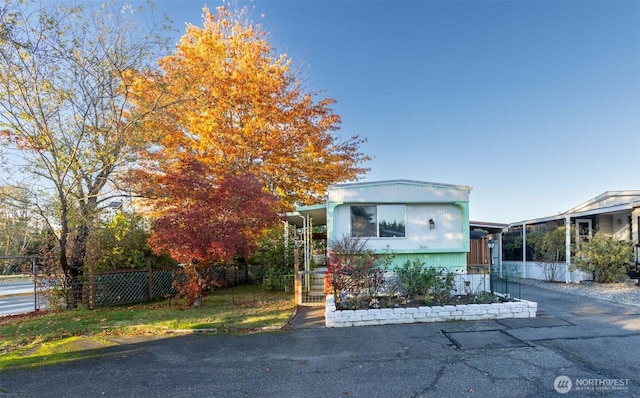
[0,285,295,370]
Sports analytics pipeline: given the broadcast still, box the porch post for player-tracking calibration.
[283,221,289,269]
[302,215,309,292]
[522,224,527,279]
[498,232,504,278]
[565,216,571,283]
[294,241,301,306]
[305,214,312,292]
[307,215,313,272]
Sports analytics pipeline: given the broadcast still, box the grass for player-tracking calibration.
[0,285,295,370]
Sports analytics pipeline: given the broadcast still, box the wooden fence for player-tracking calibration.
[467,237,491,274]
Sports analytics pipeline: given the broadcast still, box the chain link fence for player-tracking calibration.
[1,262,267,315]
[83,268,178,307]
[76,263,260,309]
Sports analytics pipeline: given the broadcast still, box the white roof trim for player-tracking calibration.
[286,204,327,227]
[565,190,640,214]
[329,179,471,192]
[510,202,640,227]
[509,191,640,228]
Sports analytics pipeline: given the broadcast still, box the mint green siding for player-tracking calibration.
[384,252,468,273]
[326,180,471,273]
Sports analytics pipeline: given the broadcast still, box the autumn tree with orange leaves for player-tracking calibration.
[132,6,369,210]
[129,6,369,300]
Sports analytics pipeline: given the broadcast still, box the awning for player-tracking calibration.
[286,204,327,227]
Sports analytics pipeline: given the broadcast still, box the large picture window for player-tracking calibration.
[351,205,406,238]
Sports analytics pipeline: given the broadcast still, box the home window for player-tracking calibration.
[575,219,592,243]
[351,205,406,238]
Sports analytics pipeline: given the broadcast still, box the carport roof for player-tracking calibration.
[509,191,640,228]
[286,204,327,227]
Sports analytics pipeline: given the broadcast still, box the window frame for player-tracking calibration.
[350,204,406,238]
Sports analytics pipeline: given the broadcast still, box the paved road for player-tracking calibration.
[0,281,33,295]
[0,295,38,317]
[0,281,40,317]
[0,284,639,397]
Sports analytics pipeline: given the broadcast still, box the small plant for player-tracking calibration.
[395,259,430,299]
[37,277,69,311]
[473,291,499,304]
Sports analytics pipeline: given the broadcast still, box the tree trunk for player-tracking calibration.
[57,222,72,307]
[66,223,89,308]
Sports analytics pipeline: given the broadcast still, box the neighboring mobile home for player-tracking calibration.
[503,190,640,283]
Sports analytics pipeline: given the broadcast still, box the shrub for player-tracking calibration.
[574,234,633,283]
[249,226,295,287]
[86,212,152,271]
[395,260,455,302]
[327,235,394,309]
[529,226,573,282]
[395,259,430,298]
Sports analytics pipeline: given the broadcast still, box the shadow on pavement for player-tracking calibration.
[288,306,325,329]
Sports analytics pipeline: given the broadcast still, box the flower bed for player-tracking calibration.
[325,295,537,328]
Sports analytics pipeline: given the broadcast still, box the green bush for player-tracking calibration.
[529,226,573,282]
[395,260,454,301]
[574,234,633,283]
[249,226,295,286]
[86,211,173,271]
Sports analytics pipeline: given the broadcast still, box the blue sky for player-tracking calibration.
[147,0,640,223]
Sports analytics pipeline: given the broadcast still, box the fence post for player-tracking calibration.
[146,259,152,301]
[32,256,37,312]
[88,260,95,310]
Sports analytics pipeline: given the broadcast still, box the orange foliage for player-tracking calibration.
[131,6,369,209]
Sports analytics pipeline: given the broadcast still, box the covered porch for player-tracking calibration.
[504,191,640,283]
[286,204,328,306]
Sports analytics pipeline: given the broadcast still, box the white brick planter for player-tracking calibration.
[325,296,537,328]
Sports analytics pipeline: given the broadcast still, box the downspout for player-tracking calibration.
[565,216,571,283]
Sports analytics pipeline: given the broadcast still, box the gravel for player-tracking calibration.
[520,278,640,306]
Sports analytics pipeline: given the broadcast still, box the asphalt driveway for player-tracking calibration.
[1,283,639,397]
